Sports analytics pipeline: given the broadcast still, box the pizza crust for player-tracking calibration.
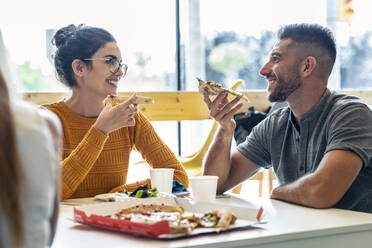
[105,95,154,106]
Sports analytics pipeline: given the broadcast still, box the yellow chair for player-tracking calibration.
[180,120,218,176]
[232,168,276,197]
[181,80,245,176]
[132,121,217,176]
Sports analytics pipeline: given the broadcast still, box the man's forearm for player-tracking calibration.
[270,173,335,208]
[272,150,364,209]
[203,127,234,192]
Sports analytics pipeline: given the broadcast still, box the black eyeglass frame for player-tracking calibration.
[83,56,128,76]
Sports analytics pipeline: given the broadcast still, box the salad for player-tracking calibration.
[124,184,159,198]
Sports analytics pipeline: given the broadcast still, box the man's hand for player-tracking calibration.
[94,93,138,135]
[202,88,243,134]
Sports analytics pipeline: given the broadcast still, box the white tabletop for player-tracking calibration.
[52,194,372,248]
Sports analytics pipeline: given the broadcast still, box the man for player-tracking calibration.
[202,23,372,213]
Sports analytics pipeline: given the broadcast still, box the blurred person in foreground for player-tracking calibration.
[202,23,372,213]
[42,24,188,200]
[0,33,62,247]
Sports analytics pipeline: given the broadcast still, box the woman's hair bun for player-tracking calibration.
[52,24,85,48]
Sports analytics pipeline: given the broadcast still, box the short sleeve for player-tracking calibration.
[326,104,372,169]
[237,117,272,169]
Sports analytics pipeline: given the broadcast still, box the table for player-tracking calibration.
[52,194,372,248]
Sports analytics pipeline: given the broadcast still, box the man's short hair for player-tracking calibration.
[277,23,337,79]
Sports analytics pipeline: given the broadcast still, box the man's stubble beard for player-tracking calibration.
[268,66,302,102]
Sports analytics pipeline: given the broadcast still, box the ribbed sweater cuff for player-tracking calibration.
[109,179,152,193]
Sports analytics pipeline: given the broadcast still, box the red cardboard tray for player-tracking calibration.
[73,196,263,239]
[74,208,170,237]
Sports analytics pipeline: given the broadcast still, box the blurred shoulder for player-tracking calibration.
[13,101,62,138]
[37,108,62,138]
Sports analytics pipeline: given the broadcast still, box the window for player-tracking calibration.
[0,0,176,92]
[338,0,372,89]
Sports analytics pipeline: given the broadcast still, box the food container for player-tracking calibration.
[73,196,263,239]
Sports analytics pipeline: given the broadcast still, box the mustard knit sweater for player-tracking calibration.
[42,101,189,199]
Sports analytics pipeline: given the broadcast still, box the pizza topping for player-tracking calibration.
[115,204,184,216]
[197,78,249,102]
[122,211,181,224]
[110,204,237,234]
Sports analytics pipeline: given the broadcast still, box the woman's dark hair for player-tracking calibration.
[0,70,24,248]
[52,24,116,88]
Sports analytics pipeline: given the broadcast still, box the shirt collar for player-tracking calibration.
[289,88,331,124]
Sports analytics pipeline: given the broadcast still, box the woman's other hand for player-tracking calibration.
[94,93,138,135]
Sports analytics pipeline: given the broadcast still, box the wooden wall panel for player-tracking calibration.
[23,90,372,121]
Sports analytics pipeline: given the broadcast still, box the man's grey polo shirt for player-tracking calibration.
[237,89,372,213]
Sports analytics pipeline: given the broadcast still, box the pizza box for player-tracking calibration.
[73,195,264,239]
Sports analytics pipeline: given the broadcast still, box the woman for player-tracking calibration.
[43,24,188,200]
[0,44,61,247]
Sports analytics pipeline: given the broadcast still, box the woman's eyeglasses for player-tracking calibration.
[83,57,128,76]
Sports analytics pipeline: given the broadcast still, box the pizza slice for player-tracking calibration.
[215,207,236,228]
[191,207,237,228]
[110,204,193,234]
[105,95,154,106]
[110,204,237,235]
[197,78,249,102]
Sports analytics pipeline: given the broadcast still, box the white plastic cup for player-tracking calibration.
[189,176,219,202]
[149,168,174,193]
